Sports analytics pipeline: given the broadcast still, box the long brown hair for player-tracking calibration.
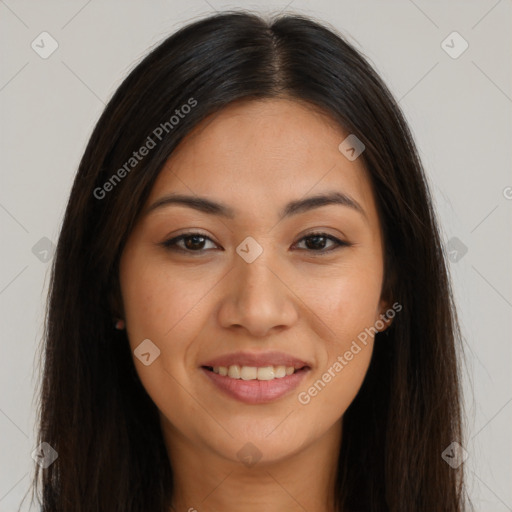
[27,11,469,511]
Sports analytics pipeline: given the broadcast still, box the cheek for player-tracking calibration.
[119,254,211,428]
[296,279,377,420]
[120,251,217,350]
[300,256,383,339]
[293,259,381,414]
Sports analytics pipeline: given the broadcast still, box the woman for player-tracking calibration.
[30,11,469,511]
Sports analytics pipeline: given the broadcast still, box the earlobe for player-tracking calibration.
[108,276,125,323]
[378,255,398,333]
[376,300,394,333]
[378,314,393,333]
[109,275,127,331]
[114,318,125,330]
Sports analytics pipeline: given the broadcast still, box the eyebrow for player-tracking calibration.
[146,191,367,221]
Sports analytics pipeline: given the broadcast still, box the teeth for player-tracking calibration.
[228,365,241,379]
[240,366,258,380]
[275,366,286,378]
[211,364,298,380]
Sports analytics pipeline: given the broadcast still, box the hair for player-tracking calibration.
[25,10,469,512]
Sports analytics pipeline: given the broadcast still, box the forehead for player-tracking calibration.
[146,98,378,226]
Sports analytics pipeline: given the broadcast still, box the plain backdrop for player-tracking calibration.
[1,0,511,510]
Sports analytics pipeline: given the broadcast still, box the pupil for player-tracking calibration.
[185,235,204,250]
[306,235,325,250]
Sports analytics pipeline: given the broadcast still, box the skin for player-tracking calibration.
[119,98,392,511]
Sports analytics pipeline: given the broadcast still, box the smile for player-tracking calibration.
[201,365,310,404]
[206,364,297,381]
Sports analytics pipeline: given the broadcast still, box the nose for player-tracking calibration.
[217,249,299,338]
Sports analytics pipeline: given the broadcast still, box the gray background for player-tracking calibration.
[1,0,511,510]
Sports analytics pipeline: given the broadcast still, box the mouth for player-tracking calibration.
[200,365,311,405]
[202,364,309,381]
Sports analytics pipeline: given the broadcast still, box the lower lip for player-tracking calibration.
[201,367,309,405]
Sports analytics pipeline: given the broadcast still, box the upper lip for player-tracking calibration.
[201,351,311,370]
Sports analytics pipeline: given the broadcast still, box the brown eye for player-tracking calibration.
[294,232,348,253]
[161,233,219,252]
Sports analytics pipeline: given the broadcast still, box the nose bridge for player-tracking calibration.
[237,248,277,301]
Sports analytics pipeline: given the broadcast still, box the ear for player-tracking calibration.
[108,274,125,321]
[376,298,394,332]
[377,247,398,332]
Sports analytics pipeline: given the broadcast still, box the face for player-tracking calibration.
[119,98,391,466]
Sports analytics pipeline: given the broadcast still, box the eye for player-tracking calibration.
[160,232,220,253]
[293,232,349,254]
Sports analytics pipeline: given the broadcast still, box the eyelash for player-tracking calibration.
[160,231,350,255]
